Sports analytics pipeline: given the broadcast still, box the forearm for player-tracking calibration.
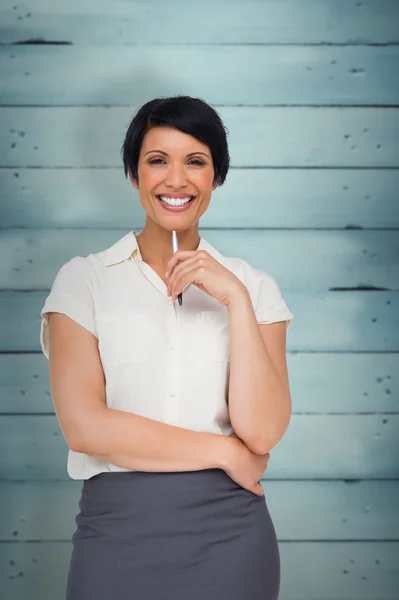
[227,291,291,454]
[73,406,232,473]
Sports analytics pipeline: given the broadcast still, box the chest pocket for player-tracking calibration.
[195,310,230,362]
[97,312,149,366]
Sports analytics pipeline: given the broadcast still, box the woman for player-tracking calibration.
[40,95,294,599]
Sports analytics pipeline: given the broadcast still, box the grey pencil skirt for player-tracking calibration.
[66,468,280,600]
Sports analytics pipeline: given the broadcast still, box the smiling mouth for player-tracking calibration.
[156,195,196,207]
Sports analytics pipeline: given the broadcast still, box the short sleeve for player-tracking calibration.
[40,256,98,360]
[254,269,294,330]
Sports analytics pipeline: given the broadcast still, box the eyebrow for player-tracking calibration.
[144,149,210,159]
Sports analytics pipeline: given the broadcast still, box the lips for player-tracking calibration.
[156,195,196,212]
[157,194,196,199]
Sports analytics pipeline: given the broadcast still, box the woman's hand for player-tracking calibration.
[223,433,270,497]
[165,248,248,307]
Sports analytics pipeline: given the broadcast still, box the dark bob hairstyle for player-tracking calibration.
[121,95,230,187]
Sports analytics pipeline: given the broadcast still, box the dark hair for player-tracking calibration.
[121,95,230,187]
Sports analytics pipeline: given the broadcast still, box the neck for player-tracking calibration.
[134,221,201,269]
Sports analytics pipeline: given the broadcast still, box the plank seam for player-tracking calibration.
[2,104,399,109]
[1,478,398,483]
[2,166,398,171]
[6,42,399,47]
[1,412,398,416]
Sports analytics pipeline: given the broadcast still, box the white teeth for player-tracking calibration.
[159,195,193,206]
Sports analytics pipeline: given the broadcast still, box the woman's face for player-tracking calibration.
[130,126,218,230]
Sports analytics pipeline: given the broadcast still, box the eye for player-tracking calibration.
[148,157,205,166]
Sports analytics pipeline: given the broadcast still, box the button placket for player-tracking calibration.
[163,302,179,426]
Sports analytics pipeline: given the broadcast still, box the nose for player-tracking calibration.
[164,163,188,189]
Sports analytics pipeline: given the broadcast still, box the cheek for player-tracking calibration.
[139,165,157,187]
[194,168,215,190]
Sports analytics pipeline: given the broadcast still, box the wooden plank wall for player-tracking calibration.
[0,1,398,598]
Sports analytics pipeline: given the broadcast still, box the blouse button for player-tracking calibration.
[168,341,175,349]
[169,391,176,397]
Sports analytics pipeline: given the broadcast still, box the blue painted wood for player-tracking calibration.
[1,353,397,414]
[1,107,398,167]
[1,229,399,291]
[2,45,399,106]
[1,480,398,540]
[1,415,397,480]
[1,290,398,352]
[1,541,398,599]
[0,1,397,598]
[286,353,397,414]
[1,0,398,44]
[278,542,399,600]
[1,168,398,229]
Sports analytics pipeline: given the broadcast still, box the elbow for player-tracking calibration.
[68,432,86,454]
[67,408,108,457]
[247,434,276,455]
[247,416,292,455]
[250,435,282,454]
[244,437,270,456]
[63,419,92,454]
[249,435,279,455]
[67,422,96,454]
[68,431,99,456]
[56,420,84,453]
[232,427,273,455]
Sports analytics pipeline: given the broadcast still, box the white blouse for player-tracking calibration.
[40,230,294,480]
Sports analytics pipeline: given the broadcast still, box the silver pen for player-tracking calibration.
[172,230,183,306]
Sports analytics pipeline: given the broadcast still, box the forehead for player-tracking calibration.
[140,126,210,154]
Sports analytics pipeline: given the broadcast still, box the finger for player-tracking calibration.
[167,256,205,295]
[165,250,197,277]
[166,249,209,277]
[170,262,205,299]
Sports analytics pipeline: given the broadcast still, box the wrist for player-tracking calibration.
[216,434,237,472]
[226,288,252,313]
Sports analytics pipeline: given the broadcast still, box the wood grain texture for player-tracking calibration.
[1,415,397,480]
[1,352,397,414]
[1,480,398,541]
[1,0,398,44]
[3,289,398,352]
[1,1,398,598]
[1,228,399,291]
[1,541,398,599]
[2,45,399,106]
[1,168,398,229]
[2,107,398,167]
